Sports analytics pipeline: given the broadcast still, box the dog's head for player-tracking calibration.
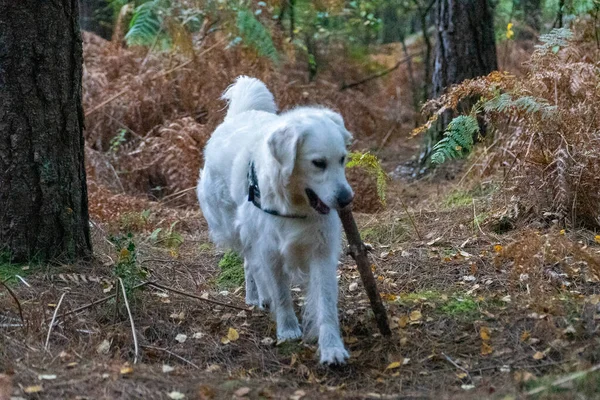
[267,108,354,215]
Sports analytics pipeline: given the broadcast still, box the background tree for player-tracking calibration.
[419,0,498,165]
[0,0,92,262]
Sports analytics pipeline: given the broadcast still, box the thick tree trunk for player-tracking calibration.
[432,0,497,99]
[0,0,92,262]
[426,0,497,159]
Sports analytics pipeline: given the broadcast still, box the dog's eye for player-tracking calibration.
[312,160,327,170]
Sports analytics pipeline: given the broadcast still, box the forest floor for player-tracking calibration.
[2,169,600,400]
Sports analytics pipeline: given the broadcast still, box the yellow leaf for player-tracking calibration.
[533,351,545,360]
[345,336,359,344]
[386,361,402,370]
[520,331,531,342]
[398,315,409,329]
[494,244,503,253]
[480,326,491,341]
[595,235,600,244]
[409,310,422,322]
[226,327,239,342]
[120,365,134,375]
[24,385,43,393]
[560,229,566,235]
[456,372,468,380]
[481,342,493,355]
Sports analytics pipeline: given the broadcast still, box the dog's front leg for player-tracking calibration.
[308,258,349,365]
[268,259,302,342]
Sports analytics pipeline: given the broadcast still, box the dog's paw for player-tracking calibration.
[245,295,260,307]
[277,325,302,342]
[319,346,349,365]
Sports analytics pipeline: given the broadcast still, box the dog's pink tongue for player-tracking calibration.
[316,198,330,215]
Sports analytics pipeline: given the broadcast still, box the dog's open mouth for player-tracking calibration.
[305,188,330,215]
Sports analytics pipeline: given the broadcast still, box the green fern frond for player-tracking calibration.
[431,115,479,165]
[236,9,279,63]
[534,28,573,55]
[346,151,387,206]
[125,0,164,46]
[483,93,556,118]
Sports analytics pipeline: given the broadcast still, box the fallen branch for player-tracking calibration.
[148,282,250,312]
[118,278,139,364]
[46,281,151,322]
[0,279,25,330]
[45,292,67,350]
[141,345,200,369]
[338,207,391,336]
[340,53,419,91]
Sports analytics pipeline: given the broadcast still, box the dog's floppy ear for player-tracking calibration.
[322,109,353,147]
[267,124,302,182]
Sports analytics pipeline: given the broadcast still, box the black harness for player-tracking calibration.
[247,161,307,219]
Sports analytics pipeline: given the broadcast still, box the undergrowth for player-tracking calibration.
[414,27,600,229]
[216,250,244,289]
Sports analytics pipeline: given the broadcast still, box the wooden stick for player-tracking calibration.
[45,292,67,350]
[141,345,200,369]
[148,282,250,312]
[340,53,419,91]
[118,278,139,364]
[338,207,391,336]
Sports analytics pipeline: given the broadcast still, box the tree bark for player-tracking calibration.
[521,0,542,39]
[427,0,497,153]
[0,0,92,262]
[432,0,498,100]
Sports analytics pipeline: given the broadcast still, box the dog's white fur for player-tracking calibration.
[197,76,354,364]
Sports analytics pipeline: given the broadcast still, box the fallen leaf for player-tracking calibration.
[234,387,251,397]
[494,244,503,253]
[120,365,134,375]
[170,312,185,320]
[345,336,358,344]
[456,372,468,379]
[409,310,422,322]
[162,365,175,373]
[481,342,493,355]
[227,327,239,341]
[289,389,306,400]
[192,332,205,339]
[385,361,402,370]
[96,339,111,355]
[398,315,409,328]
[24,385,43,393]
[520,331,531,342]
[221,328,239,344]
[533,351,545,360]
[175,334,187,343]
[38,374,57,380]
[595,235,600,244]
[261,337,275,346]
[480,326,491,341]
[168,391,186,399]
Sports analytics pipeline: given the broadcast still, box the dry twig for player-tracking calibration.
[141,345,200,369]
[442,352,473,383]
[148,282,250,311]
[45,292,67,350]
[118,278,139,364]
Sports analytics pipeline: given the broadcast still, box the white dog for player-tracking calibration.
[197,76,354,364]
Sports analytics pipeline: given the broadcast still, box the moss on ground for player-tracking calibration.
[217,250,244,289]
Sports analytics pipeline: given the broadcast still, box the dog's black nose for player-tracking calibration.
[337,188,354,209]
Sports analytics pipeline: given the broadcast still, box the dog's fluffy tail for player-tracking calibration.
[221,76,277,120]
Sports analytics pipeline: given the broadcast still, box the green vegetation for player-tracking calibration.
[217,250,244,289]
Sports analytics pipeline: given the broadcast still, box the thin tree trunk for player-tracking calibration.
[0,0,92,262]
